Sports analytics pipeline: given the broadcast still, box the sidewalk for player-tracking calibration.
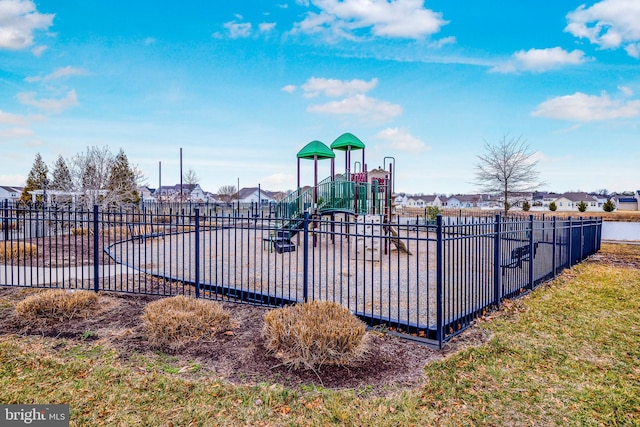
[0,264,138,286]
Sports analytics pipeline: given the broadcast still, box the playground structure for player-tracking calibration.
[270,132,407,254]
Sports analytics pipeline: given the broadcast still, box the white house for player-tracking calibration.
[0,186,22,202]
[615,191,640,211]
[237,187,276,204]
[154,184,207,202]
[553,192,600,212]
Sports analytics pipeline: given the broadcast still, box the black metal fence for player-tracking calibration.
[1,201,601,348]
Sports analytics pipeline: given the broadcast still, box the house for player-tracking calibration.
[553,192,600,212]
[137,186,156,202]
[405,194,441,208]
[154,184,207,202]
[615,191,640,211]
[533,192,562,209]
[445,194,481,208]
[237,187,276,204]
[393,193,408,209]
[0,186,23,203]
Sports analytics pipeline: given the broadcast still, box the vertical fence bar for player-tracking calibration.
[93,205,99,293]
[568,217,573,267]
[493,213,501,309]
[552,216,557,277]
[194,208,200,298]
[436,214,443,347]
[2,199,7,239]
[528,214,534,290]
[580,217,584,261]
[303,210,309,303]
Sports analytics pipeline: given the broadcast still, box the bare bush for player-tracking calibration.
[0,242,38,259]
[15,290,99,325]
[262,301,369,370]
[141,296,231,350]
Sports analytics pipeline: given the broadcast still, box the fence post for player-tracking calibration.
[493,214,501,309]
[436,214,444,347]
[194,208,200,298]
[528,214,534,290]
[93,205,99,293]
[552,216,557,277]
[303,210,309,303]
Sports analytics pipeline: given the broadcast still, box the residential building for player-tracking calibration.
[237,187,276,204]
[553,192,600,212]
[0,186,23,202]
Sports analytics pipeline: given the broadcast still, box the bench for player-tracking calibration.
[128,223,163,243]
[501,242,538,273]
[262,235,296,253]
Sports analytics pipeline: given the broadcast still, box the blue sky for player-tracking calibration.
[0,0,639,195]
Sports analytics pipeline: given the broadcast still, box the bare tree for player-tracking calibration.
[217,185,237,204]
[70,146,114,207]
[183,168,199,185]
[474,135,542,216]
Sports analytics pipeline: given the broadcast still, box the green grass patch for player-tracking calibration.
[0,245,638,425]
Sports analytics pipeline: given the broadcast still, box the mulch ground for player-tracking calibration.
[0,286,490,394]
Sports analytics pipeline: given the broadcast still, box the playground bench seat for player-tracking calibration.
[262,235,296,253]
[128,223,163,243]
[501,242,538,273]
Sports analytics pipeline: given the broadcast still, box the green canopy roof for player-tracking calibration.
[297,140,335,160]
[330,132,365,151]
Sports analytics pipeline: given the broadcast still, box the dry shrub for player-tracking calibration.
[15,289,99,324]
[71,227,90,236]
[101,225,128,237]
[0,241,37,259]
[262,301,369,370]
[142,296,231,349]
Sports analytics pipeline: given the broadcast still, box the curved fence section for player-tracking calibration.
[1,201,601,348]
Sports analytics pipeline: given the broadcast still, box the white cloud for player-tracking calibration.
[565,0,640,57]
[0,110,29,125]
[428,36,456,49]
[307,94,402,122]
[0,127,34,139]
[375,127,428,153]
[532,91,640,121]
[260,173,295,189]
[16,89,79,113]
[302,77,378,98]
[619,85,634,96]
[293,0,448,40]
[259,22,276,32]
[31,44,46,56]
[282,84,297,93]
[144,37,156,45]
[626,42,640,58]
[224,21,252,38]
[25,66,88,83]
[0,174,26,185]
[491,47,588,73]
[0,0,54,49]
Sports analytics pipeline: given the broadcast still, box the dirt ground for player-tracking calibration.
[2,239,631,394]
[0,286,490,394]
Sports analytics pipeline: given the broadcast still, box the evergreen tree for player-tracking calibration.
[577,201,587,212]
[522,200,531,211]
[20,153,49,205]
[106,148,140,204]
[603,199,615,212]
[549,201,557,212]
[51,155,73,191]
